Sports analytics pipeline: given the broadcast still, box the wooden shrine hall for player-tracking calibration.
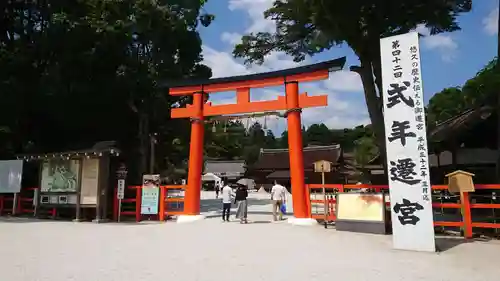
[249,145,349,189]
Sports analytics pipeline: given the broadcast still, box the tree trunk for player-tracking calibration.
[351,60,388,175]
[496,0,500,182]
[138,112,149,179]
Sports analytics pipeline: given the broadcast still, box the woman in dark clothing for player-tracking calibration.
[235,185,248,224]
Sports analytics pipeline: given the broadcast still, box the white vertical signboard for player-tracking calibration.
[380,32,436,252]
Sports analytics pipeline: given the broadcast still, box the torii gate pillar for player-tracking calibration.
[285,81,308,219]
[184,92,205,216]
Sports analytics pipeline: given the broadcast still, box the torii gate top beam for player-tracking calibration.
[165,57,346,118]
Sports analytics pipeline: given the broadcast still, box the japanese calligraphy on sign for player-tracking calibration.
[380,32,435,252]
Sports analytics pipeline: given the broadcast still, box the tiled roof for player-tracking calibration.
[253,145,341,170]
[429,106,493,142]
[204,160,246,175]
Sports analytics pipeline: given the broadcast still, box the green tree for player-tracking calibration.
[264,130,277,149]
[232,0,471,171]
[426,87,465,126]
[278,131,289,148]
[306,123,332,145]
[354,137,378,169]
[426,57,500,127]
[0,0,215,182]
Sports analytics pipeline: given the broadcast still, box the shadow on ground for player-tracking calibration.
[0,217,42,223]
[436,237,473,252]
[200,198,273,213]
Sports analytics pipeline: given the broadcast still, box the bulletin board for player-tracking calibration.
[336,192,387,234]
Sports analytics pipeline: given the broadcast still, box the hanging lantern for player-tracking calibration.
[212,121,216,133]
[263,116,268,130]
[224,120,227,133]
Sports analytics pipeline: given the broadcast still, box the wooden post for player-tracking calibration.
[12,193,18,215]
[322,171,327,228]
[113,186,118,221]
[74,158,83,222]
[461,191,473,239]
[135,187,142,222]
[159,186,166,221]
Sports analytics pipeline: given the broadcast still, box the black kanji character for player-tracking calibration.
[416,100,421,106]
[388,121,416,146]
[393,57,401,64]
[390,158,421,185]
[420,158,426,164]
[392,50,401,56]
[410,46,417,53]
[394,65,403,71]
[413,76,420,84]
[413,85,421,92]
[416,123,424,130]
[387,82,415,108]
[423,188,429,194]
[415,115,423,123]
[422,194,430,201]
[421,170,427,177]
[419,151,426,158]
[411,68,419,76]
[412,62,419,68]
[415,107,423,114]
[422,181,428,187]
[393,198,424,225]
[418,136,424,142]
[393,40,400,49]
[411,54,418,60]
[394,72,403,79]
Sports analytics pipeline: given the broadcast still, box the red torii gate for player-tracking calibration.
[168,57,346,222]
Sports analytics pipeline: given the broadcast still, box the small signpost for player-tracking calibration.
[313,160,332,228]
[141,174,160,216]
[116,164,127,222]
[446,170,475,238]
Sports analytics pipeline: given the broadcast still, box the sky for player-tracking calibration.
[196,0,499,135]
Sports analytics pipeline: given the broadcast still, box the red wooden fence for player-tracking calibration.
[306,184,500,238]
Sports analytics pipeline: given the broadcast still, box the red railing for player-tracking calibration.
[113,185,186,222]
[306,184,500,238]
[0,187,37,216]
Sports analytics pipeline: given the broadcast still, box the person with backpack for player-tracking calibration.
[235,184,249,224]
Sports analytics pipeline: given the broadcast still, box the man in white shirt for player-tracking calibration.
[221,182,234,222]
[271,181,287,221]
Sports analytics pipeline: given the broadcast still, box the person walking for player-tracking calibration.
[215,181,220,199]
[271,181,287,221]
[235,185,249,224]
[221,182,234,222]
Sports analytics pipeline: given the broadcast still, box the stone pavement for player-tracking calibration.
[1,192,499,281]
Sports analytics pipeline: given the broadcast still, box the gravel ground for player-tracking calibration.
[1,191,499,281]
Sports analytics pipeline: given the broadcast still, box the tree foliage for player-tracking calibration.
[0,0,215,182]
[427,57,500,125]
[233,0,471,171]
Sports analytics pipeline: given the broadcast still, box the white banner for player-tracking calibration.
[380,32,435,252]
[0,160,23,193]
